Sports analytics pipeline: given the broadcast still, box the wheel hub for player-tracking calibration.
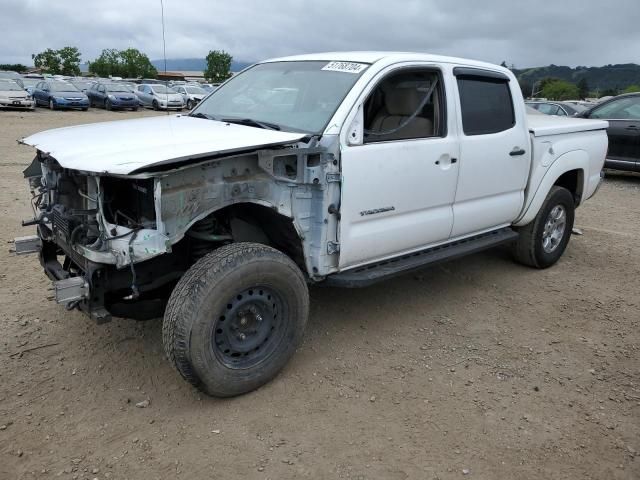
[542,205,567,253]
[213,287,282,367]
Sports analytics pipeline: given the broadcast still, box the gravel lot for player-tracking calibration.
[0,108,638,480]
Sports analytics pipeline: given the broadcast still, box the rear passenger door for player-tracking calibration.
[451,68,530,238]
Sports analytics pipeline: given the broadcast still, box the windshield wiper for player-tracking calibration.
[222,117,281,131]
[189,112,216,120]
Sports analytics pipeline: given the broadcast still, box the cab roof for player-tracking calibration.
[263,51,505,72]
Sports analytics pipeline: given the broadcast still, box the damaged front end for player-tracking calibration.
[18,139,341,323]
[20,152,180,322]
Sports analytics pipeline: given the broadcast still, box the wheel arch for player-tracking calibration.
[182,201,308,274]
[514,150,588,227]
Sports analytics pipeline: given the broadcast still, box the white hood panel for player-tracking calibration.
[21,115,306,175]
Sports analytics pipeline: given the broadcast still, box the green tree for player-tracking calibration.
[577,78,589,100]
[0,63,28,73]
[58,46,82,76]
[117,48,157,78]
[88,48,157,78]
[623,85,640,93]
[32,48,62,74]
[32,47,81,75]
[541,79,580,101]
[600,88,620,97]
[204,50,232,83]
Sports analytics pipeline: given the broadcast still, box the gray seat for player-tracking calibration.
[369,88,433,141]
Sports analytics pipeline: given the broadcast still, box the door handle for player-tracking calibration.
[626,125,639,131]
[510,148,526,156]
[435,157,458,166]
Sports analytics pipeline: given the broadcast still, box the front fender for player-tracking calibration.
[514,150,588,227]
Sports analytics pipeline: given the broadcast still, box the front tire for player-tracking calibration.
[152,100,159,111]
[105,99,112,111]
[48,98,55,110]
[512,186,575,268]
[163,243,309,397]
[186,99,193,109]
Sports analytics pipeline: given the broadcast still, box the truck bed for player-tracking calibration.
[527,114,608,137]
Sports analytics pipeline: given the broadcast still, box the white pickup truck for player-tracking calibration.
[17,52,608,397]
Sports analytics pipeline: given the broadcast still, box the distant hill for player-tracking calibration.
[513,63,640,92]
[150,58,252,73]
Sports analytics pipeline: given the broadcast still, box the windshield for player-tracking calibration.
[152,85,177,94]
[105,83,130,93]
[21,78,40,87]
[192,60,369,133]
[185,86,206,94]
[0,80,23,91]
[71,81,92,89]
[50,82,79,92]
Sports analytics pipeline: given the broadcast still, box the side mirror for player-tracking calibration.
[347,104,364,146]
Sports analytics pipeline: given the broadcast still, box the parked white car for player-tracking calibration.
[173,84,208,109]
[0,79,34,110]
[135,84,184,110]
[17,52,608,397]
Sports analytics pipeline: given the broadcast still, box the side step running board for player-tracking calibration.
[324,228,518,288]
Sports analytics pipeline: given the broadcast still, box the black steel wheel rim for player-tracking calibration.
[213,286,286,369]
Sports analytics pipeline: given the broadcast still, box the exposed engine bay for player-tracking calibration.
[20,143,341,322]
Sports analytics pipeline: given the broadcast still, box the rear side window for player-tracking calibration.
[457,76,515,135]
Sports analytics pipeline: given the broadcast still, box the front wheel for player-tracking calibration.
[105,99,112,111]
[48,98,56,110]
[186,99,193,109]
[152,100,159,111]
[163,243,309,397]
[512,186,575,268]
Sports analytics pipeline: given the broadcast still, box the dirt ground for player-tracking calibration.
[0,108,638,480]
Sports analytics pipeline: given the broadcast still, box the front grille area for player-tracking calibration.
[52,206,71,239]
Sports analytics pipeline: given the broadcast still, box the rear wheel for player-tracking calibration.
[512,186,575,268]
[163,243,309,397]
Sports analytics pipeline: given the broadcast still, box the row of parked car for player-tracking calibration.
[0,72,214,112]
[527,94,640,173]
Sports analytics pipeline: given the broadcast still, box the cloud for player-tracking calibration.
[1,0,639,68]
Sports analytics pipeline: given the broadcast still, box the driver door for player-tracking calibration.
[338,66,460,269]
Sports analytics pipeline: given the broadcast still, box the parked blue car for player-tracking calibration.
[87,82,139,111]
[32,80,89,110]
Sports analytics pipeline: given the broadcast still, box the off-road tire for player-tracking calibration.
[512,186,575,268]
[162,243,309,397]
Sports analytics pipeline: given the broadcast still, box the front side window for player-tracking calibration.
[590,97,640,120]
[362,69,445,143]
[192,60,369,133]
[457,75,515,135]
